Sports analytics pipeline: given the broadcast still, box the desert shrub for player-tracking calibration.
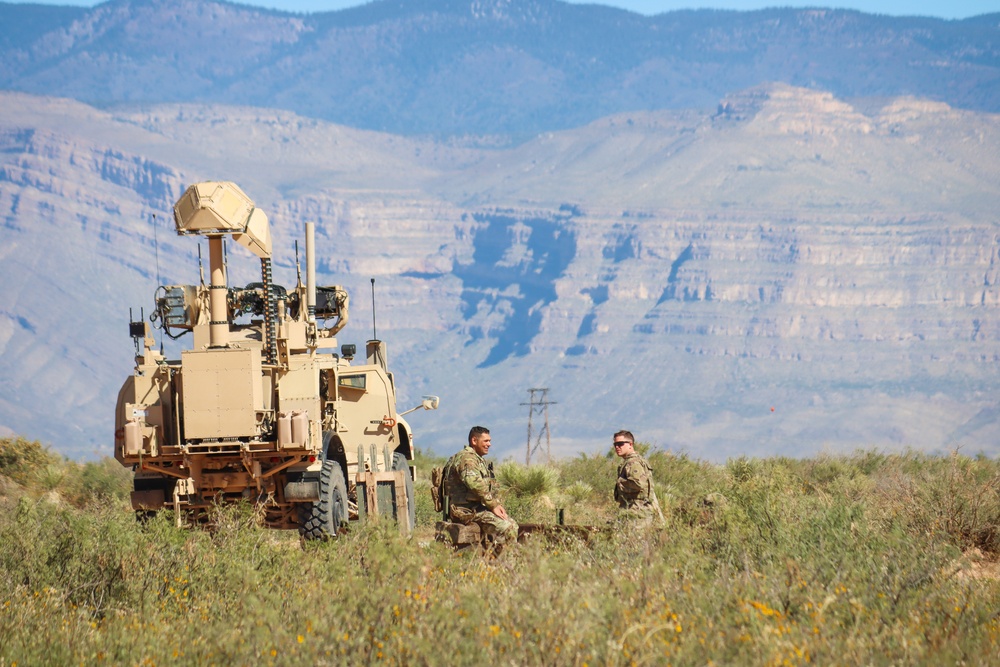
[793,450,892,494]
[496,461,560,497]
[0,437,60,487]
[413,477,440,526]
[0,439,131,509]
[704,456,798,567]
[561,480,593,504]
[556,451,617,495]
[869,451,1000,555]
[799,452,850,488]
[75,458,133,503]
[493,462,561,523]
[650,451,728,501]
[0,495,148,614]
[410,448,449,527]
[35,462,67,492]
[848,448,891,476]
[412,446,445,470]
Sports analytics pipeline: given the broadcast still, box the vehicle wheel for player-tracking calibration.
[392,452,416,532]
[299,460,348,540]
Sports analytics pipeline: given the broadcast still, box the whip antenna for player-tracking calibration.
[294,240,302,285]
[152,213,162,287]
[151,213,164,354]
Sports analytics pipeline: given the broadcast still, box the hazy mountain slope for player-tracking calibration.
[1,87,998,461]
[440,86,1000,212]
[1,0,998,139]
[0,3,85,50]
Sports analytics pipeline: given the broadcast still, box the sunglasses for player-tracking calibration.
[613,441,630,447]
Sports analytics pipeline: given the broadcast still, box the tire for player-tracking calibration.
[392,452,416,532]
[299,460,348,540]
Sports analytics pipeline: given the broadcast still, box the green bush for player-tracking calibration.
[561,480,593,503]
[496,461,560,497]
[413,477,441,526]
[412,446,446,471]
[868,451,1000,554]
[0,438,131,509]
[0,437,59,487]
[75,458,133,502]
[554,452,617,497]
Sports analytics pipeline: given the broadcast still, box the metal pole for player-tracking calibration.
[525,389,534,465]
[543,391,551,464]
[305,222,316,324]
[371,278,377,341]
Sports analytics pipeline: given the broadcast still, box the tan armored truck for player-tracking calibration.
[114,181,437,538]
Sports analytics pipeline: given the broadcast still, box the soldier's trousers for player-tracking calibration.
[613,509,657,540]
[472,511,519,546]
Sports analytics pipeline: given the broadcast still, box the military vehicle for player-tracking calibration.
[114,181,437,538]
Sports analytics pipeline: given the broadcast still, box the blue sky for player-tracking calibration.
[22,1,1000,20]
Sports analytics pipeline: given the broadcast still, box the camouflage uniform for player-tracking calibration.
[614,451,657,520]
[443,446,518,546]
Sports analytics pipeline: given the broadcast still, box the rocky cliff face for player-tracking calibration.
[1,85,998,461]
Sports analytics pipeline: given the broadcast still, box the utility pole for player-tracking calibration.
[521,388,556,465]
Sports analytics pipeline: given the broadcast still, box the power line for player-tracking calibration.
[520,387,556,465]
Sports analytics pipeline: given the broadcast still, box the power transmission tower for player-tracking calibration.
[521,388,556,465]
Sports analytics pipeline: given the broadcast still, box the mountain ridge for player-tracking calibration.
[2,0,999,138]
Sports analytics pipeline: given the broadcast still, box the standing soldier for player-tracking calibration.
[612,430,664,525]
[443,426,519,550]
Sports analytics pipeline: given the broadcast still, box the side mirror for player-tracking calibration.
[398,395,441,417]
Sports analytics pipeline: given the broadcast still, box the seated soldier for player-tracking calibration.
[442,426,518,549]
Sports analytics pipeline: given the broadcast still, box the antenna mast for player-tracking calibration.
[370,278,377,341]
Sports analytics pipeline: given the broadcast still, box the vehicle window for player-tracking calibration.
[338,374,366,390]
